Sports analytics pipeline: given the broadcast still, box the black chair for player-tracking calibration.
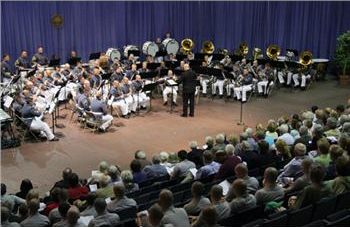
[173,191,184,206]
[335,191,350,211]
[120,218,138,227]
[138,179,154,188]
[116,206,137,221]
[311,197,337,221]
[220,206,264,227]
[241,219,264,227]
[182,189,192,201]
[326,215,350,227]
[262,213,288,227]
[302,220,327,227]
[169,182,191,193]
[326,209,350,222]
[135,193,150,205]
[248,168,260,177]
[140,184,158,194]
[287,205,313,227]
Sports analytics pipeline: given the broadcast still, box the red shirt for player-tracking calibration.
[68,185,89,200]
[43,202,59,216]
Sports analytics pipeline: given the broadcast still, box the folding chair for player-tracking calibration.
[84,111,103,133]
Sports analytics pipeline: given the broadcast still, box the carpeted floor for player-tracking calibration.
[1,79,349,194]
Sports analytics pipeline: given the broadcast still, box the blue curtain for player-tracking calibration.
[1,1,350,64]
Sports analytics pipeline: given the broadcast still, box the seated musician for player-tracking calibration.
[132,75,150,109]
[121,77,137,115]
[90,67,103,89]
[91,91,114,132]
[212,64,225,98]
[111,66,125,83]
[77,85,91,114]
[110,80,129,118]
[139,61,149,73]
[277,63,294,86]
[257,63,275,96]
[20,96,59,141]
[1,54,12,83]
[15,50,31,72]
[199,61,210,97]
[233,67,253,103]
[292,66,312,89]
[162,70,178,106]
[126,64,139,80]
[31,46,49,67]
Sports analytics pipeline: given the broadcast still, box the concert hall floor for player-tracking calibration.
[1,79,349,194]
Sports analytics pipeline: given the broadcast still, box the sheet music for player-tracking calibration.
[4,96,14,109]
[189,168,198,177]
[219,180,231,196]
[89,184,98,192]
[166,166,174,175]
[166,79,177,86]
[105,197,112,204]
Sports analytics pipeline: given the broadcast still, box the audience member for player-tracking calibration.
[130,159,148,184]
[120,170,139,193]
[229,179,256,213]
[1,205,21,227]
[216,144,242,180]
[134,150,152,169]
[15,179,33,200]
[187,141,204,168]
[171,150,196,179]
[88,198,120,227]
[107,183,137,213]
[20,199,50,227]
[195,150,221,179]
[143,155,168,179]
[255,167,284,205]
[184,181,211,215]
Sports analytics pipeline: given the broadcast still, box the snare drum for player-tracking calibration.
[162,38,179,55]
[142,41,159,57]
[106,48,121,61]
[124,45,139,58]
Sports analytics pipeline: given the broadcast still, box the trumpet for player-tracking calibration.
[235,74,244,87]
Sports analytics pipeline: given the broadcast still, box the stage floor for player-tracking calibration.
[1,80,349,194]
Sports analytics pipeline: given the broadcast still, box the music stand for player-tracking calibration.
[68,57,81,67]
[165,79,178,114]
[164,61,180,69]
[176,54,187,61]
[128,50,140,57]
[147,63,161,70]
[49,59,60,67]
[140,71,158,81]
[206,67,223,100]
[142,83,157,112]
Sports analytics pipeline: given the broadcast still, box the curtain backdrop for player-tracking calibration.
[1,1,350,64]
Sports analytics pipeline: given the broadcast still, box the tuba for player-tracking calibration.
[239,41,249,57]
[253,48,263,60]
[202,40,215,54]
[266,44,281,60]
[298,50,313,72]
[180,38,194,54]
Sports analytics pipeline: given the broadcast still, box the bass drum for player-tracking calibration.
[106,48,121,61]
[162,38,179,55]
[142,41,159,57]
[124,45,139,58]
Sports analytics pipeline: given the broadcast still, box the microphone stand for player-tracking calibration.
[237,81,244,126]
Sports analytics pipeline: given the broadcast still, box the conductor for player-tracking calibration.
[177,63,197,117]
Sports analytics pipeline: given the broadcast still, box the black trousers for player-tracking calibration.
[182,92,195,116]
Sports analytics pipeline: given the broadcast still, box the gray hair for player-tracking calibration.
[339,114,350,125]
[299,126,309,136]
[294,143,307,156]
[225,144,235,155]
[159,152,169,162]
[135,150,146,159]
[120,170,133,183]
[205,136,214,146]
[215,134,225,144]
[152,155,161,164]
[245,128,253,137]
[313,124,324,137]
[98,161,109,173]
[327,117,338,129]
[240,132,249,141]
[189,141,198,149]
[279,124,289,134]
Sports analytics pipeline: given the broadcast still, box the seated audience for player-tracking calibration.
[326,145,345,179]
[187,141,204,168]
[237,141,260,170]
[130,159,148,184]
[48,190,69,224]
[21,199,50,227]
[139,204,164,227]
[314,137,331,167]
[184,181,211,215]
[0,183,26,213]
[284,158,313,193]
[327,156,350,195]
[15,179,33,200]
[43,187,61,216]
[255,167,284,205]
[88,198,120,227]
[51,168,72,191]
[1,205,21,227]
[107,183,137,213]
[292,164,331,209]
[278,124,295,146]
[80,193,98,217]
[134,150,152,169]
[120,170,139,193]
[107,165,121,185]
[215,144,242,180]
[196,206,219,227]
[229,179,256,213]
[96,175,114,199]
[67,173,89,201]
[278,143,307,181]
[195,151,221,180]
[143,155,168,179]
[171,150,196,179]
[52,202,70,226]
[158,189,191,227]
[212,133,226,154]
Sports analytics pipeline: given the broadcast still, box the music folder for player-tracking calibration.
[147,63,161,70]
[166,79,177,86]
